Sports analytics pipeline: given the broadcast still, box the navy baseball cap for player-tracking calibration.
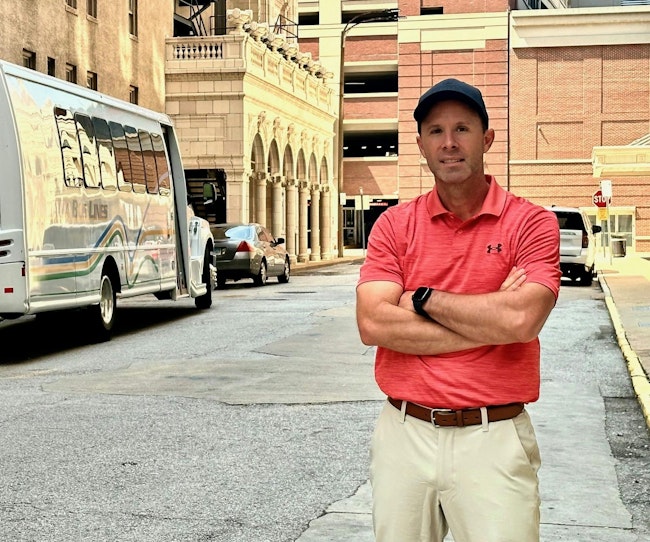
[413,78,489,130]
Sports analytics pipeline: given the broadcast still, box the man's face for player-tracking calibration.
[416,99,494,188]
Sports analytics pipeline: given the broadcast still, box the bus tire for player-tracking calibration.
[195,248,213,309]
[90,272,116,342]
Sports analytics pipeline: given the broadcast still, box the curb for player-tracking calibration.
[291,256,366,275]
[598,273,650,431]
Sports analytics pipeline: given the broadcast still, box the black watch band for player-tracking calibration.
[412,287,433,319]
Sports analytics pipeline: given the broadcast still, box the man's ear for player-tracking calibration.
[483,128,495,153]
[416,134,425,158]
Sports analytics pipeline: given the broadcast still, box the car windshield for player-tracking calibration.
[554,212,585,232]
[214,225,255,241]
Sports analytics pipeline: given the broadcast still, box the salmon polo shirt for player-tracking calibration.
[358,176,561,409]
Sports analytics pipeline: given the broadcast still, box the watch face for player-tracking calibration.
[412,287,433,320]
[414,287,431,302]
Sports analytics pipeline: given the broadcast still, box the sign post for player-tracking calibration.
[593,182,612,264]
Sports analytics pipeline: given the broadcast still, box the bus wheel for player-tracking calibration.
[195,248,213,309]
[90,272,116,342]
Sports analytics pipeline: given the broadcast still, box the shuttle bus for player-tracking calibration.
[0,60,214,340]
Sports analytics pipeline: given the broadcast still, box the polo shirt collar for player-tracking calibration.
[427,175,506,219]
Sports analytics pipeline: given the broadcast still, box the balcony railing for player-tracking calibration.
[166,10,335,112]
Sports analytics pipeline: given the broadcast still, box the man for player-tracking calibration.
[356,78,561,542]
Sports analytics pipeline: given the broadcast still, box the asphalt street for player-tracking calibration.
[0,258,648,541]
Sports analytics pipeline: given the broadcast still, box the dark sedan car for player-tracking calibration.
[210,223,290,288]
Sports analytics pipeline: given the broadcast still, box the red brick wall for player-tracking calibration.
[397,39,510,201]
[510,43,650,252]
[299,38,319,60]
[344,159,398,196]
[344,96,398,119]
[345,36,398,62]
[421,0,513,14]
[403,0,514,16]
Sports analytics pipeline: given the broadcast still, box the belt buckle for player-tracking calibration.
[430,408,454,427]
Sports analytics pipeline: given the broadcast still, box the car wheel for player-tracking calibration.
[580,265,593,286]
[216,276,227,289]
[195,248,213,309]
[278,258,290,283]
[254,260,268,286]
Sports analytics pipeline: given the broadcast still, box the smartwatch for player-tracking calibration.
[412,287,433,319]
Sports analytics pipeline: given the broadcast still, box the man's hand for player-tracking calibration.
[499,267,527,291]
[398,267,527,313]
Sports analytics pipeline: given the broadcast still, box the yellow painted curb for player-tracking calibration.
[601,279,650,431]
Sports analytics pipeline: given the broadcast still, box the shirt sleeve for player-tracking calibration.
[515,207,562,300]
[357,208,405,288]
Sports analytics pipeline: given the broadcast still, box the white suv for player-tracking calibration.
[546,206,602,286]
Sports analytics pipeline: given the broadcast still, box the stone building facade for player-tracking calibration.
[0,0,172,111]
[0,1,338,263]
[166,8,336,262]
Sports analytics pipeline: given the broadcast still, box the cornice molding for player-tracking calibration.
[511,6,650,48]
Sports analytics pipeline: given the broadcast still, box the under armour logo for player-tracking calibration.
[486,244,503,254]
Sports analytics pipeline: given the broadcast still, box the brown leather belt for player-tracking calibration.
[388,397,524,427]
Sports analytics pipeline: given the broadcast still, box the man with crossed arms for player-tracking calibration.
[356,79,561,542]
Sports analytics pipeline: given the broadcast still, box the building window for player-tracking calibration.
[66,63,77,84]
[129,0,138,36]
[342,10,395,24]
[87,71,97,90]
[420,7,443,16]
[66,0,77,8]
[22,49,36,70]
[344,132,398,158]
[298,12,319,25]
[344,71,398,94]
[47,57,56,76]
[584,207,635,251]
[129,85,138,104]
[87,0,97,18]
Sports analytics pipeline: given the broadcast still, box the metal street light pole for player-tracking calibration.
[336,9,398,258]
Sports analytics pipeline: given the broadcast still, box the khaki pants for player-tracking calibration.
[371,400,541,542]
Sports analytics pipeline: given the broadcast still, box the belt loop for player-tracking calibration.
[400,400,407,423]
[480,406,489,432]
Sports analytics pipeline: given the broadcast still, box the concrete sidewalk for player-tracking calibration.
[292,248,650,542]
[597,251,650,430]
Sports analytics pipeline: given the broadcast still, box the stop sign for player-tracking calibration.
[593,190,611,208]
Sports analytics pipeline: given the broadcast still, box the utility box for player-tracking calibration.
[611,237,626,258]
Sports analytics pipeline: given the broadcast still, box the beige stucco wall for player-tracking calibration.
[0,0,172,111]
[166,27,335,223]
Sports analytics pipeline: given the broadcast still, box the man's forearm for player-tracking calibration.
[422,284,555,345]
[357,299,484,355]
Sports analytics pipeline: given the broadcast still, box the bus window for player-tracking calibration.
[138,130,158,194]
[54,106,83,187]
[151,132,170,195]
[125,125,145,193]
[92,117,117,190]
[74,113,100,189]
[109,121,132,191]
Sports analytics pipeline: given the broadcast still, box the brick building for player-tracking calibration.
[3,1,649,255]
[299,0,650,253]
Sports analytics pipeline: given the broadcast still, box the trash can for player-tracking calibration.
[611,237,626,258]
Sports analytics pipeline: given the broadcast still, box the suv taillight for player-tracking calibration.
[582,231,589,249]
